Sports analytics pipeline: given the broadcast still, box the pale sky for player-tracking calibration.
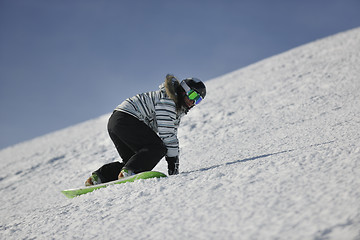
[1,0,359,149]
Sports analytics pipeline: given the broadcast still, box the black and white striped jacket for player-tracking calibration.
[114,75,186,157]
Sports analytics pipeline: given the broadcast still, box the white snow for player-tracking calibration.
[1,27,360,240]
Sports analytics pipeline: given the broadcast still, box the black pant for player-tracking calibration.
[94,111,167,183]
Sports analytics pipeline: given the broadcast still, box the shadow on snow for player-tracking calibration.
[183,140,336,175]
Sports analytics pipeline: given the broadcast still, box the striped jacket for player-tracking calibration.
[114,76,186,157]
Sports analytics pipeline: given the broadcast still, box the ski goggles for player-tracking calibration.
[181,81,203,105]
[186,89,203,105]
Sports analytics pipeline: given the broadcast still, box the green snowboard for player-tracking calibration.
[61,171,167,199]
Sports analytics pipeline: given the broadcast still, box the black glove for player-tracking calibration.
[166,156,179,175]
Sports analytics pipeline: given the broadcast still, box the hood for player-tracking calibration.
[161,74,189,114]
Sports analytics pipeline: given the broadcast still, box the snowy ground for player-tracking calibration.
[1,27,360,239]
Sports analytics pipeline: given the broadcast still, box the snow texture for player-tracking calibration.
[1,27,360,240]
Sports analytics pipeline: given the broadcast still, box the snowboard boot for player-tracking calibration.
[85,173,102,186]
[118,169,135,179]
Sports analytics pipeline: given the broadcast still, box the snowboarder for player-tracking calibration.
[85,74,206,186]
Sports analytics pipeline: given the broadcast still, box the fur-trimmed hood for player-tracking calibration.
[164,74,180,103]
[162,74,188,114]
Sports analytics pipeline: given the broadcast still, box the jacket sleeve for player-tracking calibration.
[155,98,179,157]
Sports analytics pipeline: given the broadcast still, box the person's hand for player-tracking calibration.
[166,156,179,175]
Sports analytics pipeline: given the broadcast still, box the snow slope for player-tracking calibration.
[1,27,360,239]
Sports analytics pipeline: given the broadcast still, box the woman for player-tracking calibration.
[85,74,206,186]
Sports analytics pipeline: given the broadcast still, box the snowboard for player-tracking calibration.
[61,171,167,199]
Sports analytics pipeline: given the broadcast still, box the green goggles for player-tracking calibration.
[186,89,203,105]
[181,80,203,105]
